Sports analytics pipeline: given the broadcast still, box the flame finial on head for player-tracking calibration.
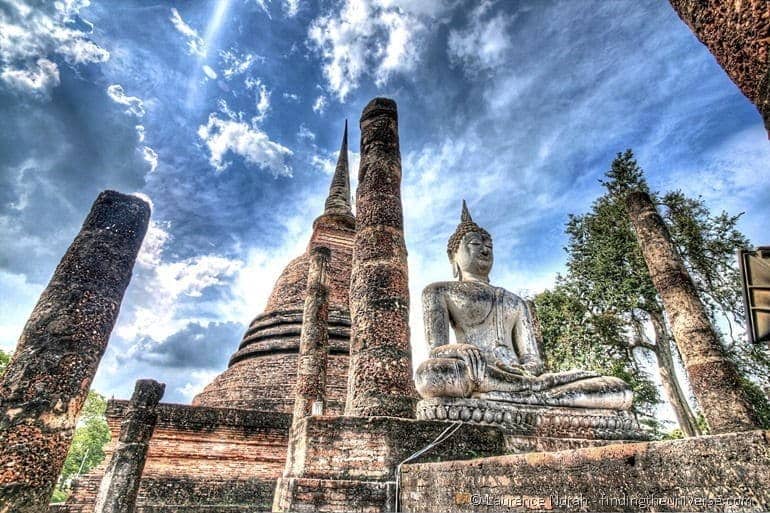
[461,199,472,223]
[447,199,491,261]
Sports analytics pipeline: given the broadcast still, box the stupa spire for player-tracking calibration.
[324,120,351,216]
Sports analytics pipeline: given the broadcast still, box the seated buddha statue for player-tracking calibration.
[415,201,633,410]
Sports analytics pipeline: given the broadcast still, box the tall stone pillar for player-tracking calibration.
[293,246,332,420]
[345,97,417,418]
[626,191,759,433]
[0,190,150,513]
[667,0,769,134]
[94,379,165,513]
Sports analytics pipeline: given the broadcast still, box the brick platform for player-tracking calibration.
[273,416,507,512]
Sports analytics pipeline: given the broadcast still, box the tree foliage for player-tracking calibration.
[53,390,111,501]
[0,348,9,375]
[537,149,770,434]
[536,284,659,414]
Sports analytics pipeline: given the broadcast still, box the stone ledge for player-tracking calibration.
[274,477,394,513]
[416,397,648,440]
[400,429,770,512]
[106,401,292,432]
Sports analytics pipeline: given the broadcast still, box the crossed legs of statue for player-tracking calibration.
[415,357,633,410]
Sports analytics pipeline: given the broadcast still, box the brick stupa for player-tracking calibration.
[193,122,355,414]
[61,123,356,512]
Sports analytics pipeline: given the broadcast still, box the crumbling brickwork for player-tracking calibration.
[668,0,770,132]
[400,430,770,512]
[64,401,291,512]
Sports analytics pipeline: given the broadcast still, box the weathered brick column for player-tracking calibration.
[0,190,150,513]
[667,0,770,134]
[94,379,165,513]
[293,246,332,420]
[626,191,758,433]
[345,97,418,418]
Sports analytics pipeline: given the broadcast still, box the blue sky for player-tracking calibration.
[1,0,768,408]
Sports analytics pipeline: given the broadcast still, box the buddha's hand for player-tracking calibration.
[492,346,529,376]
[459,345,486,385]
[430,344,486,385]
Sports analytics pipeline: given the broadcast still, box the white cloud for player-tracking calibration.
[283,0,300,17]
[177,370,221,401]
[283,92,300,102]
[136,125,146,143]
[448,2,514,74]
[0,58,60,98]
[246,78,271,121]
[0,0,108,97]
[118,249,244,342]
[136,219,171,268]
[202,64,218,80]
[312,95,327,114]
[170,7,206,57]
[142,146,158,172]
[107,84,145,117]
[197,113,293,175]
[220,49,260,79]
[308,0,445,100]
[0,270,42,353]
[298,124,316,141]
[254,0,271,17]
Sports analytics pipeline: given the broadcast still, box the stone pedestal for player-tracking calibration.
[272,416,507,513]
[416,398,648,441]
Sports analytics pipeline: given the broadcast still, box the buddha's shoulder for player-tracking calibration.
[423,280,509,295]
[422,281,460,296]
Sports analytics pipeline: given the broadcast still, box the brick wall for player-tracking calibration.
[63,402,292,512]
[400,430,770,512]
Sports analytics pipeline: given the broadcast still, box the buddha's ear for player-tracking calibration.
[452,261,461,279]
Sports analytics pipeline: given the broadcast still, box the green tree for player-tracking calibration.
[0,348,9,375]
[537,150,769,436]
[536,284,660,416]
[52,390,111,502]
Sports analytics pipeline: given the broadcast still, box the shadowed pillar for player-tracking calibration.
[94,379,165,513]
[293,246,332,420]
[667,0,769,135]
[626,191,759,433]
[0,190,150,513]
[345,97,418,418]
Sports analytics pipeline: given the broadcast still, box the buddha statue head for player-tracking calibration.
[447,201,493,282]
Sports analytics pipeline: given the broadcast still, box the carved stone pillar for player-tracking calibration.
[293,246,331,420]
[0,190,150,513]
[94,379,165,513]
[345,97,417,418]
[626,191,758,433]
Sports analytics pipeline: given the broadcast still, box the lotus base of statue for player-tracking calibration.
[416,397,648,441]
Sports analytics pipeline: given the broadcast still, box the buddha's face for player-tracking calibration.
[454,231,493,281]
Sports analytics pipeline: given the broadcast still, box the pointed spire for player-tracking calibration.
[461,199,472,223]
[324,120,352,216]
